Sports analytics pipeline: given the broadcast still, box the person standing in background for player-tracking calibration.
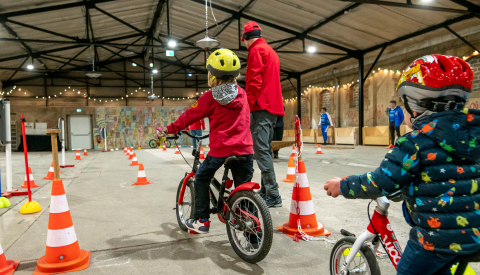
[318,108,333,145]
[386,100,404,148]
[243,21,284,208]
[272,106,285,159]
[190,119,205,156]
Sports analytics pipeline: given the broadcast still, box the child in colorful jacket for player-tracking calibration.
[324,55,479,275]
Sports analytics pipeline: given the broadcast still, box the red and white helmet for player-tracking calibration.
[397,54,473,115]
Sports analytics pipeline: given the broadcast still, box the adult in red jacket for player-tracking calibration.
[189,118,205,156]
[243,21,284,208]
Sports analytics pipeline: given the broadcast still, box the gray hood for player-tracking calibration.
[212,83,238,106]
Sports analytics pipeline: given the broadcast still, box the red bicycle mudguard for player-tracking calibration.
[227,182,260,200]
[178,172,195,205]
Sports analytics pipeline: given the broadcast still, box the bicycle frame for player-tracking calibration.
[341,197,403,272]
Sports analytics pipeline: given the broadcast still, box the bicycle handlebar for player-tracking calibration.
[165,130,210,140]
[385,190,403,202]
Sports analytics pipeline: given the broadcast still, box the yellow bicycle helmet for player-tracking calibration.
[206,49,241,81]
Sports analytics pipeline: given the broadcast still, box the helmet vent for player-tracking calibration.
[233,59,237,67]
[438,60,446,72]
[215,51,221,56]
[219,59,225,66]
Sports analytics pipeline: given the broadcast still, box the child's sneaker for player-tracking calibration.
[186,218,210,234]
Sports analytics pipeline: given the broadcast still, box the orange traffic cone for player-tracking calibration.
[34,179,90,275]
[174,146,180,154]
[316,144,323,155]
[199,146,205,160]
[128,149,134,160]
[133,164,151,185]
[0,243,19,275]
[130,153,139,166]
[278,161,330,239]
[75,150,82,160]
[290,146,296,157]
[83,148,88,156]
[43,163,55,180]
[21,167,40,188]
[162,143,167,151]
[282,157,296,183]
[123,146,127,153]
[126,147,130,156]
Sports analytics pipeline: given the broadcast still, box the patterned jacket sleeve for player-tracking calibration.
[340,137,420,199]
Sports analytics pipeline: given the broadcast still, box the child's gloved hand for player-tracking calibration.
[324,177,342,198]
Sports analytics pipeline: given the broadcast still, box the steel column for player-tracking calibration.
[358,54,364,145]
[297,74,301,119]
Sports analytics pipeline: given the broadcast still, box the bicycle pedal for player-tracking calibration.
[188,229,200,235]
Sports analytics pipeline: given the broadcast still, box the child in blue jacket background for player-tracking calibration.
[324,54,478,275]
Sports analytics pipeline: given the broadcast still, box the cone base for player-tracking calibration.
[75,157,82,160]
[316,152,323,155]
[277,222,330,239]
[162,149,167,151]
[0,259,19,275]
[133,181,151,186]
[83,154,88,156]
[59,165,75,168]
[20,201,42,214]
[20,182,40,188]
[174,152,180,155]
[282,177,294,183]
[129,163,139,166]
[43,176,54,180]
[34,249,90,275]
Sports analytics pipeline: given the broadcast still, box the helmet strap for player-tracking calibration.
[210,75,216,82]
[402,95,416,123]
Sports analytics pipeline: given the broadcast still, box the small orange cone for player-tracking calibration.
[43,163,55,180]
[126,147,130,156]
[199,146,205,160]
[316,144,323,155]
[278,161,330,239]
[282,157,296,183]
[123,146,127,153]
[34,179,90,275]
[128,149,134,160]
[174,146,180,155]
[83,148,88,156]
[290,146,296,157]
[21,167,40,188]
[162,143,167,151]
[133,164,151,185]
[0,243,20,275]
[75,150,82,160]
[129,153,139,166]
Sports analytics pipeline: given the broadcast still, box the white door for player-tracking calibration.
[69,115,92,150]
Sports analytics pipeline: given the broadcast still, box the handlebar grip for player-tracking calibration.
[340,229,355,237]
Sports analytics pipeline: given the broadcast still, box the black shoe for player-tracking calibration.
[274,155,279,159]
[192,149,197,156]
[266,196,282,208]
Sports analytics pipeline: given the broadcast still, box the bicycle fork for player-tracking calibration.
[341,231,378,274]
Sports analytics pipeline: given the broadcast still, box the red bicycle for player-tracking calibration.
[169,131,273,263]
[329,191,480,275]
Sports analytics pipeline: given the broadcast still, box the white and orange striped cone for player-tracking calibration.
[282,157,295,183]
[34,179,90,275]
[174,146,180,155]
[21,167,40,188]
[128,149,134,160]
[278,160,330,239]
[0,243,19,275]
[199,146,205,160]
[43,163,55,180]
[162,143,167,151]
[130,153,139,166]
[75,150,82,160]
[133,164,151,185]
[123,146,127,153]
[315,144,323,155]
[83,148,88,156]
[289,146,296,157]
[125,147,130,156]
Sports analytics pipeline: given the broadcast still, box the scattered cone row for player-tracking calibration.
[199,146,205,160]
[83,148,88,156]
[130,153,139,166]
[174,146,180,154]
[75,150,82,160]
[278,160,330,239]
[162,143,167,151]
[123,146,127,153]
[282,157,295,183]
[21,167,40,188]
[133,164,151,185]
[44,162,62,180]
[128,149,134,160]
[34,179,90,274]
[290,146,296,157]
[316,144,323,155]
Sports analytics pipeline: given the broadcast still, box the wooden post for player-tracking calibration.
[46,129,61,180]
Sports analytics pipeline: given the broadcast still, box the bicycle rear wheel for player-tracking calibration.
[165,140,171,148]
[148,139,158,148]
[225,190,273,264]
[330,237,380,275]
[176,177,195,232]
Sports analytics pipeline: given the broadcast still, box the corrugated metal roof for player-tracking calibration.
[0,0,478,89]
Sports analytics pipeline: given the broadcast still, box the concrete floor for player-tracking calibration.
[0,145,478,275]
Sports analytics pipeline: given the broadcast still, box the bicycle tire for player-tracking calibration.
[148,139,158,148]
[165,140,171,148]
[175,177,195,232]
[225,190,273,264]
[330,237,380,275]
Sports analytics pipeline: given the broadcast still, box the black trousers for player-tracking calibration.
[272,126,284,157]
[389,122,400,145]
[194,154,254,219]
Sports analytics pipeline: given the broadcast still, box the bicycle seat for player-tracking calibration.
[224,156,247,165]
[460,250,480,262]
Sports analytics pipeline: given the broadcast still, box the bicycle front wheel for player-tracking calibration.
[165,140,171,148]
[175,177,195,232]
[330,237,380,275]
[148,139,158,148]
[225,190,273,264]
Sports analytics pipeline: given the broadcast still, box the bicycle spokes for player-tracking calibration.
[229,197,263,254]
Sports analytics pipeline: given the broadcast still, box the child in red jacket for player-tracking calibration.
[166,49,254,234]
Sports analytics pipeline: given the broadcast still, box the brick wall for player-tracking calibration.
[470,57,480,92]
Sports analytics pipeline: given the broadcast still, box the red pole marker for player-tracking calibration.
[20,114,41,214]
